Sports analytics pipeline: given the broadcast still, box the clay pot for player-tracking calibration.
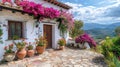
[27,50,35,57]
[36,46,45,54]
[17,48,27,60]
[4,53,15,62]
[59,46,64,50]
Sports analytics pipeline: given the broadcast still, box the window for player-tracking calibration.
[8,21,23,39]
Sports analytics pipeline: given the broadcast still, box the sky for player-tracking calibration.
[59,0,120,24]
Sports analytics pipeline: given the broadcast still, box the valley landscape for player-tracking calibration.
[83,22,120,39]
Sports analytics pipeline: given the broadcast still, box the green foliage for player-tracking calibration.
[35,36,47,47]
[56,17,68,37]
[0,27,3,36]
[59,23,68,37]
[113,56,120,67]
[58,38,66,46]
[101,37,113,59]
[96,36,120,67]
[0,26,3,43]
[112,37,120,45]
[4,44,14,54]
[12,35,20,40]
[15,41,26,51]
[111,37,120,57]
[69,20,84,39]
[27,45,33,50]
[115,26,120,36]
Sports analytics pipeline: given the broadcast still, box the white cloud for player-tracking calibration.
[66,1,120,24]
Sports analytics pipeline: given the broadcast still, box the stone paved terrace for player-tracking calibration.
[0,48,107,67]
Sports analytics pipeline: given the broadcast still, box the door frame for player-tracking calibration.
[43,24,52,48]
[42,23,56,49]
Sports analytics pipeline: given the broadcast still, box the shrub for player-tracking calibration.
[35,36,47,47]
[15,40,27,51]
[58,38,66,46]
[4,44,14,54]
[27,42,34,50]
[97,36,120,67]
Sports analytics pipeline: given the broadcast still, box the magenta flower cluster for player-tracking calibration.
[75,33,96,47]
[60,11,74,30]
[20,1,60,19]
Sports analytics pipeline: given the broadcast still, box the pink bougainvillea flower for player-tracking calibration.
[60,11,74,30]
[35,4,44,16]
[75,33,96,47]
[20,1,60,19]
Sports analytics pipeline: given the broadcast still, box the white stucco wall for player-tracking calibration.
[39,21,62,49]
[0,0,70,61]
[0,9,39,60]
[0,10,69,61]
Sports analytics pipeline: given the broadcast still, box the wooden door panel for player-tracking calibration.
[44,25,52,48]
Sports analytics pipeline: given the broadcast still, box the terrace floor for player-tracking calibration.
[0,48,107,67]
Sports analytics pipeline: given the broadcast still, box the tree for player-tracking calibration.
[115,26,120,36]
[69,20,84,39]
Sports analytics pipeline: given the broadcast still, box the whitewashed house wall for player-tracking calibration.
[0,0,70,60]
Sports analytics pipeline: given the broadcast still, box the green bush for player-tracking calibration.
[111,37,120,57]
[96,36,120,67]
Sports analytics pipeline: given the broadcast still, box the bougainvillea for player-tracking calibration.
[60,11,74,30]
[75,33,96,47]
[56,11,74,37]
[20,1,74,36]
[20,1,60,19]
[44,7,60,19]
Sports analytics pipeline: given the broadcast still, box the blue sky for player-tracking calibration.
[59,0,120,24]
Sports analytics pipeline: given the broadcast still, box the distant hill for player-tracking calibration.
[106,23,120,30]
[83,23,107,30]
[84,22,120,39]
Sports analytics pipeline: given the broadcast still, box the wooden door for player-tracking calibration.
[44,25,52,48]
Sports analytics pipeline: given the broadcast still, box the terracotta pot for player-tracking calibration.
[36,46,45,54]
[4,53,15,62]
[17,48,27,60]
[59,46,64,50]
[27,50,35,57]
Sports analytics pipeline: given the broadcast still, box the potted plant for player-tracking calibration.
[4,44,15,62]
[58,38,66,50]
[27,42,35,57]
[35,36,47,54]
[15,40,27,59]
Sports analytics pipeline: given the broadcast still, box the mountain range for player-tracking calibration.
[83,22,120,39]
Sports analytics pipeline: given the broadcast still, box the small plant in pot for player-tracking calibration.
[58,38,66,50]
[4,44,15,62]
[15,40,27,60]
[35,36,47,54]
[27,42,35,57]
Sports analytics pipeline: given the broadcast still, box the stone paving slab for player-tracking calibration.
[0,48,107,67]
